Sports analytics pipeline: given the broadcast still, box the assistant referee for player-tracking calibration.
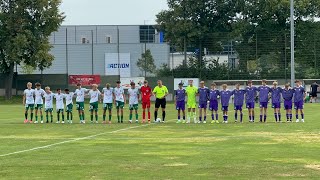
[153,80,169,122]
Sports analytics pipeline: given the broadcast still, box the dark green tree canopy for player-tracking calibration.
[0,0,64,99]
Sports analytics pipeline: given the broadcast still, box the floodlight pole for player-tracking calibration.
[290,0,295,87]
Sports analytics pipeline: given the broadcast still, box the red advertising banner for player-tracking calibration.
[68,75,101,86]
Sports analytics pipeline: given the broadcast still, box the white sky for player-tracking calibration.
[60,0,168,25]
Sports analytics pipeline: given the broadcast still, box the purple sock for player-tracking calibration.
[286,114,289,120]
[199,117,202,122]
[260,115,263,121]
[240,113,243,122]
[212,114,215,120]
[249,116,252,121]
[226,115,228,121]
[301,114,304,119]
[183,116,185,120]
[253,116,255,121]
[278,114,281,121]
[216,114,218,120]
[204,116,207,121]
[178,115,180,120]
[274,113,278,121]
[296,114,299,119]
[264,115,267,122]
[223,115,226,121]
[290,114,292,120]
[235,113,238,120]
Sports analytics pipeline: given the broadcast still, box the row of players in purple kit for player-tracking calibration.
[175,79,306,123]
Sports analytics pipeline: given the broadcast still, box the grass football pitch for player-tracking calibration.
[0,102,320,179]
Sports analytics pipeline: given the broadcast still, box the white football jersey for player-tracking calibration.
[34,89,45,104]
[102,87,113,103]
[89,90,101,103]
[64,92,74,105]
[74,88,88,102]
[43,93,54,109]
[54,93,65,110]
[114,87,124,102]
[128,88,139,105]
[24,89,35,104]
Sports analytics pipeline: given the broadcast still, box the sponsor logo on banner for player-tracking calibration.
[174,78,200,88]
[120,77,145,89]
[69,75,101,86]
[105,53,131,77]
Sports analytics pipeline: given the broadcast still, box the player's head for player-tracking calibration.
[285,83,290,89]
[116,81,121,88]
[157,80,163,86]
[211,82,216,89]
[92,84,98,90]
[130,82,135,89]
[57,88,61,93]
[178,82,183,89]
[77,83,81,89]
[188,80,193,86]
[235,83,240,89]
[222,84,227,90]
[247,80,253,87]
[35,82,41,89]
[262,79,267,86]
[106,83,110,89]
[200,81,205,88]
[64,88,69,94]
[45,86,50,93]
[273,81,278,87]
[295,80,301,87]
[144,80,148,87]
[27,82,32,89]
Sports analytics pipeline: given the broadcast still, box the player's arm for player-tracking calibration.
[123,90,126,104]
[23,92,26,106]
[174,90,177,104]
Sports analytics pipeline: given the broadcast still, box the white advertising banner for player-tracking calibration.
[105,53,131,77]
[174,78,200,89]
[120,77,145,89]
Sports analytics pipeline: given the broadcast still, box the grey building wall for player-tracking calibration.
[18,25,169,76]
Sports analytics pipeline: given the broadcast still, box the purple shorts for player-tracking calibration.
[272,102,281,109]
[260,102,268,108]
[198,101,208,109]
[294,101,304,110]
[222,106,229,111]
[246,102,255,109]
[176,101,185,111]
[284,100,293,110]
[209,100,218,111]
[234,105,243,111]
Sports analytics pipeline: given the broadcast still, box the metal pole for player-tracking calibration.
[117,26,120,78]
[284,33,287,82]
[290,0,295,87]
[91,30,94,75]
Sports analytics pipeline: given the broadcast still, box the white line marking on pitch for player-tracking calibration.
[0,124,150,157]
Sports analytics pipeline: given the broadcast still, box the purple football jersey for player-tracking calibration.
[293,86,305,102]
[198,87,209,102]
[282,88,294,100]
[257,85,270,103]
[220,90,232,106]
[209,89,220,101]
[270,87,282,104]
[233,89,246,106]
[175,89,186,102]
[245,86,258,103]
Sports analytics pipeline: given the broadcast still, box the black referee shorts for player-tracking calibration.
[155,98,166,108]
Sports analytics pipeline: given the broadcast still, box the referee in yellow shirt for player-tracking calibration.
[153,80,169,123]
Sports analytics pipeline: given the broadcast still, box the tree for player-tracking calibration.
[0,0,64,99]
[156,0,238,66]
[136,49,156,77]
[233,0,320,79]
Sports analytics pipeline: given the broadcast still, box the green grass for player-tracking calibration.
[1,102,320,179]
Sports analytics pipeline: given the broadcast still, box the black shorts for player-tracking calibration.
[311,92,317,97]
[155,98,166,108]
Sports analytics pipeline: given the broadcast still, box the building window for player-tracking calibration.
[140,25,155,43]
[106,36,111,43]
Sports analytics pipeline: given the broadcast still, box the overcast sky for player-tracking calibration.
[60,0,168,25]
